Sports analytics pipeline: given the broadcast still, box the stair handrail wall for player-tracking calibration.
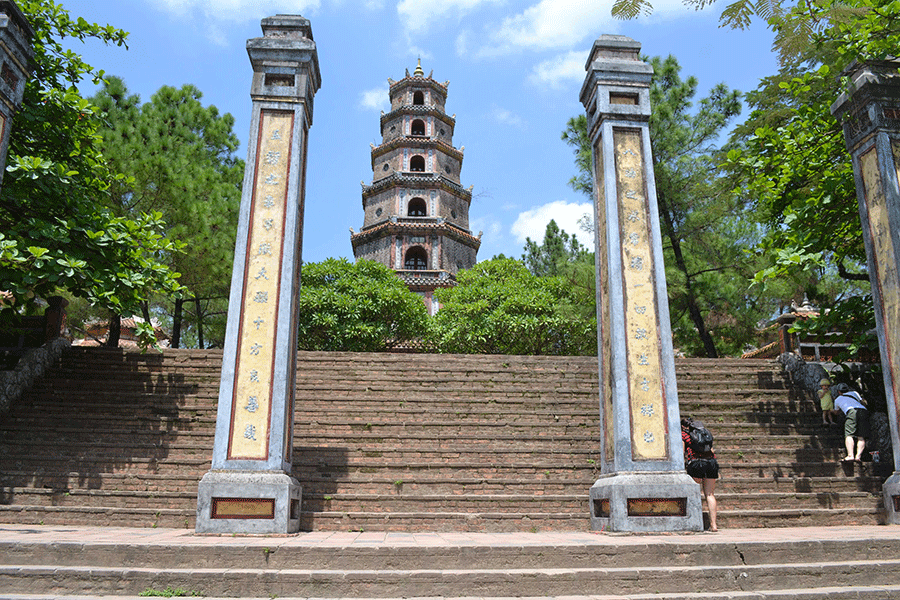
[0,336,69,420]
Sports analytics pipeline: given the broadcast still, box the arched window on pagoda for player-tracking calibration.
[411,119,426,136]
[409,155,425,172]
[413,91,425,105]
[405,247,428,270]
[408,197,427,217]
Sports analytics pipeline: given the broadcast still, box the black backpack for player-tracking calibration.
[687,420,714,454]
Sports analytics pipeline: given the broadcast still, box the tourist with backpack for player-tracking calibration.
[831,383,870,462]
[681,416,718,531]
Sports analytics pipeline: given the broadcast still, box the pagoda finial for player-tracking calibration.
[414,58,424,77]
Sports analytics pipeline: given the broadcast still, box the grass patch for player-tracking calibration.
[139,587,202,597]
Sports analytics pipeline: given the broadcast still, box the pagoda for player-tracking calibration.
[350,61,480,314]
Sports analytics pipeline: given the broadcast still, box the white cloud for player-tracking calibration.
[512,200,593,249]
[359,86,390,112]
[206,24,229,48]
[154,0,322,21]
[398,0,502,35]
[469,216,504,244]
[455,30,471,56]
[406,46,434,65]
[476,0,612,57]
[528,50,585,88]
[491,105,525,128]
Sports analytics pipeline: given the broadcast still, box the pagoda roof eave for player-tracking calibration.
[388,75,449,95]
[362,172,473,201]
[371,136,463,162]
[350,219,482,249]
[380,106,455,128]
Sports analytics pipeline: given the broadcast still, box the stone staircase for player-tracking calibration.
[1,525,900,599]
[0,347,889,531]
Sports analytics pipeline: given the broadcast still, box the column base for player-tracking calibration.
[196,470,301,534]
[883,471,900,525]
[589,471,703,533]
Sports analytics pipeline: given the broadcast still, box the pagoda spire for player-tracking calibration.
[350,65,480,315]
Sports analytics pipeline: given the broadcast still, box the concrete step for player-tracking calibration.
[716,475,887,494]
[0,505,194,528]
[0,471,203,493]
[4,486,884,518]
[2,526,895,570]
[716,507,886,527]
[6,592,900,600]
[1,538,898,597]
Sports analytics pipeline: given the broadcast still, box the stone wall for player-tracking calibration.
[0,337,69,419]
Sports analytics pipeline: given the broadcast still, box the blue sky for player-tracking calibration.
[60,0,778,264]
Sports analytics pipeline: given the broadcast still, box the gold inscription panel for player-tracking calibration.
[614,129,667,460]
[861,143,900,426]
[627,497,687,517]
[212,498,276,519]
[227,110,295,460]
[593,498,611,518]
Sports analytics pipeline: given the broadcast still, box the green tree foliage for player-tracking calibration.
[561,115,592,197]
[646,55,749,358]
[428,257,597,355]
[563,56,768,357]
[90,77,244,348]
[724,0,898,360]
[609,0,870,63]
[297,258,428,352]
[0,1,182,345]
[522,219,591,277]
[610,0,791,27]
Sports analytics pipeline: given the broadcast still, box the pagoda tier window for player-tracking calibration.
[405,247,428,270]
[408,197,427,217]
[411,119,426,136]
[409,155,425,172]
[413,91,425,105]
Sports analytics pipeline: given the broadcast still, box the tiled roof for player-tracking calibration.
[380,106,455,128]
[350,218,481,248]
[397,270,458,288]
[362,172,472,201]
[388,74,449,94]
[371,136,463,162]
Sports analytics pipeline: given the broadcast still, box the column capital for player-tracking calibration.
[580,35,653,137]
[831,59,900,152]
[247,14,321,122]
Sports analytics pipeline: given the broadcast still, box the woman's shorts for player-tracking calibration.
[686,458,719,480]
[844,408,870,439]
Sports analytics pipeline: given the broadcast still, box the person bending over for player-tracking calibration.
[832,383,869,462]
[681,417,718,532]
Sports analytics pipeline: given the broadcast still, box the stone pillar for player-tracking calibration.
[580,36,702,533]
[0,0,34,188]
[196,15,320,534]
[830,59,900,524]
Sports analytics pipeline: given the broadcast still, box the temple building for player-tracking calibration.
[350,61,480,314]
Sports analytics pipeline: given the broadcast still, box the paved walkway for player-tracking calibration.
[3,524,900,600]
[1,523,897,549]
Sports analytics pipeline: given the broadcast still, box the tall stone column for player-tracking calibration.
[830,59,900,524]
[581,36,702,532]
[196,15,320,534]
[0,0,34,189]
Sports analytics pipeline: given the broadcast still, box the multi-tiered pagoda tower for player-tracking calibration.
[350,62,480,314]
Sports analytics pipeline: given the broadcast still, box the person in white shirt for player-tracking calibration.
[831,383,869,462]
